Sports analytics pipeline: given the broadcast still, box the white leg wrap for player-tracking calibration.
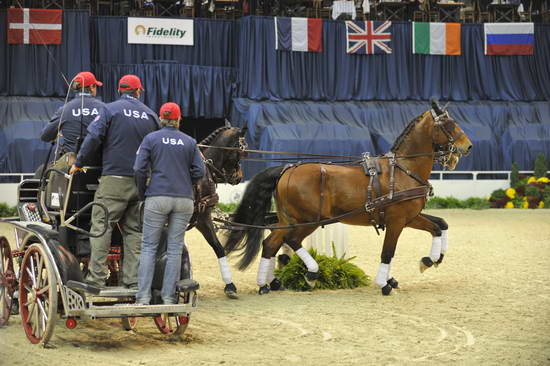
[441,230,448,254]
[295,248,319,273]
[218,256,233,285]
[430,236,442,262]
[375,263,390,288]
[266,257,276,283]
[257,257,271,286]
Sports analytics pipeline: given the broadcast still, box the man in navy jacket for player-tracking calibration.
[134,102,205,304]
[71,74,159,289]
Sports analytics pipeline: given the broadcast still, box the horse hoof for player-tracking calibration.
[419,257,434,273]
[224,283,239,299]
[387,277,399,289]
[381,284,393,296]
[304,271,319,288]
[435,253,445,267]
[270,278,283,291]
[258,285,270,295]
[278,254,291,267]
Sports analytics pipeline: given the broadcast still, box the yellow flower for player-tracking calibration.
[522,201,529,209]
[505,188,516,199]
[527,176,537,184]
[505,201,514,209]
[539,201,545,209]
[522,196,528,201]
[536,177,549,183]
[485,195,491,201]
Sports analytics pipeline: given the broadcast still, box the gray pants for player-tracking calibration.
[136,196,194,304]
[86,176,142,287]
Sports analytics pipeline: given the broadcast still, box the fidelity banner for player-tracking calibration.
[127,17,194,46]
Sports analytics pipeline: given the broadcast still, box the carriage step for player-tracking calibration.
[177,279,200,292]
[67,280,101,295]
[86,303,197,318]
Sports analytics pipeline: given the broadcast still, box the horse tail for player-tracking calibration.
[225,165,286,270]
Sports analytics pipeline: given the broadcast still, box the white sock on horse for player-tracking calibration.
[430,236,442,262]
[295,248,319,273]
[441,230,448,254]
[266,257,276,283]
[257,257,271,286]
[375,263,390,288]
[218,256,232,285]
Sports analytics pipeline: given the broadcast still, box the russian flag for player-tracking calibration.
[484,23,534,55]
[275,17,323,52]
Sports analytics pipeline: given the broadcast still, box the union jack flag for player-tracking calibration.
[346,20,392,54]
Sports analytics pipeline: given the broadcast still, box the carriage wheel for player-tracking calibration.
[0,237,16,326]
[19,244,58,344]
[121,317,138,331]
[153,313,190,335]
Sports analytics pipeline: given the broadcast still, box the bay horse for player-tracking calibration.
[224,101,473,296]
[190,126,247,299]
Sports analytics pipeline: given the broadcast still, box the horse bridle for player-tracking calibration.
[430,109,465,168]
[205,135,248,184]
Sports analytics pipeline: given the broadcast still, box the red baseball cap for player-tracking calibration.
[118,74,144,91]
[74,71,103,87]
[160,102,181,120]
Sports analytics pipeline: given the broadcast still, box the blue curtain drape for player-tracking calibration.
[90,17,238,67]
[231,98,550,177]
[237,17,550,102]
[0,10,91,96]
[93,63,236,118]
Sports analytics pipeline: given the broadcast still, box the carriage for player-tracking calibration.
[0,166,199,345]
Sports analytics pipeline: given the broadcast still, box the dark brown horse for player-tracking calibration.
[224,101,473,295]
[191,126,247,299]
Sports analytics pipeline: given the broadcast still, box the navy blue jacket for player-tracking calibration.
[41,93,106,155]
[76,95,159,176]
[134,126,205,200]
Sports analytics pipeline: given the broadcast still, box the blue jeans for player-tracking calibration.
[136,196,194,304]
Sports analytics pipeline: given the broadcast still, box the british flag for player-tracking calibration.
[346,20,392,54]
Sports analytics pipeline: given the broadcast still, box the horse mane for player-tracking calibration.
[390,112,426,153]
[199,126,234,146]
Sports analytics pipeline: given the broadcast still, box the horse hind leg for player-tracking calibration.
[407,214,443,273]
[284,226,319,288]
[257,229,290,295]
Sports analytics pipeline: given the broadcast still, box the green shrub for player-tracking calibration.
[0,203,18,217]
[534,153,548,178]
[463,197,491,210]
[425,196,490,209]
[217,202,238,213]
[275,247,370,291]
[490,189,506,201]
[525,185,541,200]
[510,162,520,188]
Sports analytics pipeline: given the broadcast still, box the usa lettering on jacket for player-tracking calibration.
[123,109,149,119]
[72,108,100,117]
[162,137,185,145]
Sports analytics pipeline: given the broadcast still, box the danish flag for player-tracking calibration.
[7,8,63,45]
[345,20,392,54]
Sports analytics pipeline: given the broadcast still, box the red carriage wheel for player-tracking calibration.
[0,237,16,326]
[153,313,190,335]
[121,317,138,331]
[19,244,58,344]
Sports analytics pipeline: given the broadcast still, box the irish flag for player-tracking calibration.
[412,22,461,56]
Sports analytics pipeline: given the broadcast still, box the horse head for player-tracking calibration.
[200,125,247,185]
[429,99,473,158]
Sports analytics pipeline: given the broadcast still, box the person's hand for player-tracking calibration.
[69,164,82,175]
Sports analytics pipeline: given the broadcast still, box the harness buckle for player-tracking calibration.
[364,202,375,213]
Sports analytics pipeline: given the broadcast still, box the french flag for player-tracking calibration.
[484,23,534,55]
[275,17,323,52]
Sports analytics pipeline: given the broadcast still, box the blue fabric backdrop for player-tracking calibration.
[0,97,63,173]
[90,17,237,67]
[237,17,550,102]
[0,10,91,97]
[232,98,550,177]
[94,63,236,118]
